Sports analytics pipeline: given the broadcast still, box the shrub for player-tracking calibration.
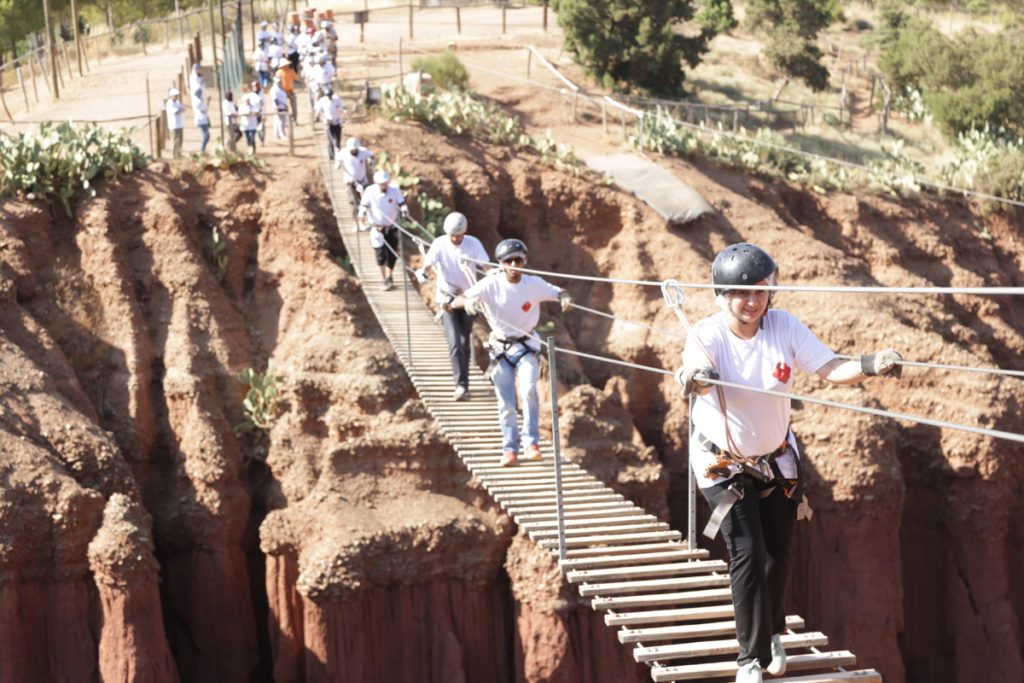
[236,367,280,435]
[410,51,468,91]
[0,121,148,214]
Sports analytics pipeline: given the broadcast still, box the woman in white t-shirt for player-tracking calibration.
[453,238,570,467]
[677,243,903,683]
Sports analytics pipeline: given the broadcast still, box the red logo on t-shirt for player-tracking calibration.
[522,301,531,312]
[773,362,791,383]
[387,198,393,203]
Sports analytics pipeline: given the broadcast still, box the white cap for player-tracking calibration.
[374,170,390,185]
[168,87,180,97]
[443,212,468,236]
[346,136,360,150]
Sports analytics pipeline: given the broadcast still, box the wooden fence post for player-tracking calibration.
[16,66,30,111]
[408,2,413,39]
[456,6,461,34]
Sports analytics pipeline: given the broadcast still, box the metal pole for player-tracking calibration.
[146,75,154,157]
[42,0,60,99]
[401,232,412,365]
[687,394,696,548]
[70,0,83,76]
[547,337,567,562]
[209,1,225,148]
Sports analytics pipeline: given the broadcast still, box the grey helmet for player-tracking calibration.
[711,243,777,296]
[495,238,527,264]
[443,212,468,236]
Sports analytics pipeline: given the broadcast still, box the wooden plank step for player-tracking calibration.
[567,559,728,583]
[635,631,828,663]
[516,505,641,521]
[649,651,858,682]
[503,496,626,512]
[533,522,670,541]
[538,529,681,549]
[591,588,733,610]
[522,514,656,532]
[618,615,805,644]
[765,670,881,683]
[562,542,694,559]
[561,548,709,571]
[578,573,729,597]
[605,604,734,627]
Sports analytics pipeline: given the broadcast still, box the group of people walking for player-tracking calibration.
[348,164,904,683]
[165,15,345,158]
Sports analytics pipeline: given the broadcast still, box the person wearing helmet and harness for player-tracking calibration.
[676,243,903,683]
[358,170,409,291]
[340,137,375,215]
[452,239,571,466]
[418,212,490,401]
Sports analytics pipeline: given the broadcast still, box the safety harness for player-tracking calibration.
[699,430,802,540]
[484,336,534,381]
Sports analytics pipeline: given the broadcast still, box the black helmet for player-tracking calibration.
[712,243,777,296]
[495,238,527,264]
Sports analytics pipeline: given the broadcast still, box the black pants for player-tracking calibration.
[326,123,342,159]
[441,308,473,390]
[702,475,797,668]
[373,228,398,268]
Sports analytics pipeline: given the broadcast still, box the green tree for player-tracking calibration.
[879,19,1024,137]
[551,0,716,96]
[744,0,843,92]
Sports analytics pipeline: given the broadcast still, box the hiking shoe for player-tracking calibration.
[767,634,786,676]
[453,386,469,401]
[735,661,762,683]
[524,444,542,460]
[500,451,518,467]
[381,277,393,291]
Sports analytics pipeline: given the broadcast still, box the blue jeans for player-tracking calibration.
[198,123,210,152]
[490,349,539,453]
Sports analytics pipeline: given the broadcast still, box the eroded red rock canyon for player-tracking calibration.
[1,120,1022,682]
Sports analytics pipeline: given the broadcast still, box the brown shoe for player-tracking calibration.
[500,451,518,467]
[524,444,542,460]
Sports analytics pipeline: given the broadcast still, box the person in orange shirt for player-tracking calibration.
[274,58,302,124]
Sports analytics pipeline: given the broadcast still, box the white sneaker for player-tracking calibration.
[334,158,341,169]
[767,634,787,675]
[736,660,762,683]
[453,386,469,401]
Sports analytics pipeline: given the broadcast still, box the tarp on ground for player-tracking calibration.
[585,153,714,224]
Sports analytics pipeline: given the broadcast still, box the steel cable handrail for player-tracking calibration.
[477,304,1024,446]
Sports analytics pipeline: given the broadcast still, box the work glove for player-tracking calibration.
[463,297,482,316]
[400,205,411,220]
[558,291,573,312]
[860,349,903,379]
[442,294,455,312]
[674,365,719,397]
[414,268,429,284]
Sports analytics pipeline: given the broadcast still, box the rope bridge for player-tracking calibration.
[313,137,884,682]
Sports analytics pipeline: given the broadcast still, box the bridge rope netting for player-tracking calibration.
[314,116,1021,682]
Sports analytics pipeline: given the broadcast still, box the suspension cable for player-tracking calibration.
[461,256,1024,296]
[835,354,1024,380]
[567,301,686,340]
[478,304,1024,446]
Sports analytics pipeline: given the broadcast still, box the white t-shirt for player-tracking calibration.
[240,92,263,131]
[270,84,288,111]
[166,99,185,130]
[253,47,270,72]
[463,272,561,351]
[683,309,835,488]
[359,183,406,243]
[316,95,346,125]
[341,147,374,185]
[423,235,489,303]
[192,97,209,126]
[223,98,238,124]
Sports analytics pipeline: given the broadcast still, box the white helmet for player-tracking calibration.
[443,212,468,236]
[373,170,390,185]
[346,136,360,150]
[320,20,329,28]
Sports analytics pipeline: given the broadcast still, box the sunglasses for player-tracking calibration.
[502,257,525,266]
